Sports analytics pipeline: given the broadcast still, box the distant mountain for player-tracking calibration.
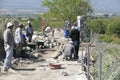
[90,0,120,13]
[0,0,120,13]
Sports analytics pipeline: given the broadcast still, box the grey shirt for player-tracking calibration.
[63,43,75,57]
[3,28,14,47]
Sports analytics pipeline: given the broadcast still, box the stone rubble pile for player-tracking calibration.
[0,28,65,69]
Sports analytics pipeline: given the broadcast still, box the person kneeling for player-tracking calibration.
[63,41,75,60]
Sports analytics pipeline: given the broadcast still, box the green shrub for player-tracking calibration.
[113,72,120,80]
[102,46,120,80]
[100,35,113,43]
[99,34,106,40]
[113,37,120,45]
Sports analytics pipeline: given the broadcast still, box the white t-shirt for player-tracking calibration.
[15,27,23,44]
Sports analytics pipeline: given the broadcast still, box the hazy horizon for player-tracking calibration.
[0,0,120,13]
[0,0,46,10]
[90,0,120,13]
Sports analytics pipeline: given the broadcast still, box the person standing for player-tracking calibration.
[52,28,55,37]
[65,20,71,31]
[3,22,14,72]
[64,20,71,38]
[14,23,24,58]
[41,20,45,34]
[26,21,33,42]
[70,24,80,59]
[64,28,70,38]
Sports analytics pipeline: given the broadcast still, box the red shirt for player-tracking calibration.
[41,20,45,29]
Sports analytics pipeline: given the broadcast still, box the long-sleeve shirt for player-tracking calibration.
[3,28,14,47]
[70,28,80,41]
[63,43,75,57]
[15,27,23,44]
[26,26,33,36]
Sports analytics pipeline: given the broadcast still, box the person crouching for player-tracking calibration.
[62,40,75,60]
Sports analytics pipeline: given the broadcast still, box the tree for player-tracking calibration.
[32,18,42,32]
[87,18,107,33]
[43,0,92,23]
[107,18,120,37]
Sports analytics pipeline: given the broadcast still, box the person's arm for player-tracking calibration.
[3,30,9,44]
[18,29,22,43]
[26,26,29,36]
[70,30,73,38]
[31,27,34,35]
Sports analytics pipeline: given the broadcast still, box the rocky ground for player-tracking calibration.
[0,29,89,80]
[0,47,88,80]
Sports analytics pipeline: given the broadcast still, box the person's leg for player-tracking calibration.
[69,53,72,59]
[30,35,33,42]
[15,44,21,58]
[75,46,79,59]
[74,46,77,59]
[73,41,80,59]
[4,47,13,71]
[28,35,32,42]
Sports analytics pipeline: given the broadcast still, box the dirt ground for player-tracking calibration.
[0,29,88,80]
[0,48,88,80]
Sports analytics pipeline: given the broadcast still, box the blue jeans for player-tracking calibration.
[4,45,14,70]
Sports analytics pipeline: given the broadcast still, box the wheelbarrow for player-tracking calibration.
[37,40,44,48]
[49,63,62,69]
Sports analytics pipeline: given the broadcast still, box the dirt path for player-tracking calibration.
[0,48,88,80]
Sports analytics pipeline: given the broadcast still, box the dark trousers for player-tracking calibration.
[27,35,32,42]
[15,43,22,58]
[73,41,80,59]
[74,46,79,59]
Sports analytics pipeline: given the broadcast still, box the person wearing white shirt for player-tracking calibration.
[3,22,14,72]
[14,23,24,58]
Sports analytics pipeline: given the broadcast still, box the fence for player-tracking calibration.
[81,31,120,80]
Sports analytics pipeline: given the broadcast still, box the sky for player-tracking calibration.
[90,0,120,13]
[0,0,45,10]
[0,0,120,13]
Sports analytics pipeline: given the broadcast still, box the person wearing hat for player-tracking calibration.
[3,22,14,72]
[14,23,24,58]
[26,21,33,42]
